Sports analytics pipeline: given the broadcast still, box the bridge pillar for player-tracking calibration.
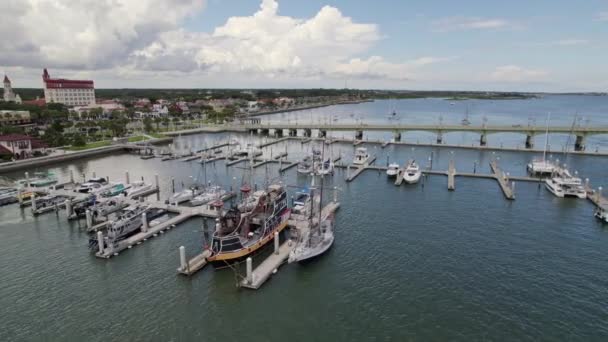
[318,130,327,138]
[525,134,534,149]
[259,128,269,136]
[436,132,443,144]
[303,128,312,138]
[274,129,283,138]
[289,128,297,137]
[393,131,401,142]
[480,133,487,146]
[355,130,363,140]
[575,135,586,151]
[249,129,257,135]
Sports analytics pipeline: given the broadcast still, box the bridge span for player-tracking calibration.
[236,123,608,151]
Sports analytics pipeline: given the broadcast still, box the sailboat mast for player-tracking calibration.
[317,143,325,230]
[542,112,550,162]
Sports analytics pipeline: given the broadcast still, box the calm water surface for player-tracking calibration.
[2,97,608,341]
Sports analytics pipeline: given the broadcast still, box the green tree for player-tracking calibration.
[154,117,162,131]
[143,117,154,133]
[72,134,86,147]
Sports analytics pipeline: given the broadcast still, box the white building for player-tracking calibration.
[3,75,22,104]
[42,69,96,106]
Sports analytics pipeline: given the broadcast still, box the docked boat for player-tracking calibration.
[297,155,314,174]
[100,183,128,198]
[289,216,334,263]
[89,205,166,249]
[32,194,70,212]
[124,181,154,199]
[545,167,586,198]
[167,186,202,205]
[206,184,290,266]
[72,195,98,217]
[76,181,112,194]
[190,185,227,206]
[461,108,471,126]
[315,158,334,176]
[17,171,58,187]
[527,159,557,175]
[386,163,400,177]
[528,113,556,175]
[403,160,422,184]
[595,208,608,223]
[353,147,370,165]
[0,187,19,205]
[90,197,128,217]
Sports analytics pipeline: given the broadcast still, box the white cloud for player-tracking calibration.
[431,16,516,32]
[490,65,548,82]
[552,39,589,46]
[596,12,608,21]
[0,0,205,69]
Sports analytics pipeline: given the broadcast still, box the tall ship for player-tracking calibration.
[528,113,557,175]
[206,184,290,266]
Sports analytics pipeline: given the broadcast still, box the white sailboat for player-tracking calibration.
[527,113,557,175]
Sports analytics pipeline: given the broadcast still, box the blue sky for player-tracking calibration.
[2,0,607,91]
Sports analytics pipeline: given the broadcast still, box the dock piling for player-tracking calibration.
[65,199,72,217]
[30,194,36,213]
[274,231,279,255]
[125,171,130,185]
[141,212,148,233]
[25,172,30,187]
[333,186,338,203]
[69,170,74,184]
[85,210,93,230]
[97,231,104,254]
[155,174,160,201]
[246,257,253,284]
[92,172,96,179]
[179,246,187,272]
[171,178,175,193]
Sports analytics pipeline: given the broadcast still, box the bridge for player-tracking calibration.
[234,123,608,151]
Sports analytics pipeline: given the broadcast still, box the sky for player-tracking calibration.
[1,0,607,92]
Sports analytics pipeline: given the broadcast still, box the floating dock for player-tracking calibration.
[345,156,377,182]
[489,161,515,200]
[240,241,295,290]
[448,160,456,191]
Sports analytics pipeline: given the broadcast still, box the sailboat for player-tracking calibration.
[289,151,335,263]
[461,107,471,126]
[527,112,557,175]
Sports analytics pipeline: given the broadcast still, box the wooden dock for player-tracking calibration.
[197,142,229,153]
[226,158,249,166]
[240,241,295,290]
[447,160,456,191]
[345,156,377,182]
[178,249,212,275]
[489,161,515,200]
[258,137,289,148]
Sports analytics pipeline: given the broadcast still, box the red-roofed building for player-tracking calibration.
[0,134,48,159]
[22,97,46,107]
[43,68,96,106]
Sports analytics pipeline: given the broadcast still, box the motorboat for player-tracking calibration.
[76,182,107,194]
[353,147,370,165]
[402,160,422,184]
[90,197,128,217]
[315,158,334,176]
[545,167,586,198]
[386,163,400,177]
[0,187,19,205]
[167,186,202,205]
[297,155,314,174]
[100,183,129,198]
[17,171,58,188]
[190,185,227,206]
[32,194,70,212]
[124,181,154,199]
[89,205,166,249]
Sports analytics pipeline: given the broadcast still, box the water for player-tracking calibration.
[2,97,608,341]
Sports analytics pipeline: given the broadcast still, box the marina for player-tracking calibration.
[3,96,608,341]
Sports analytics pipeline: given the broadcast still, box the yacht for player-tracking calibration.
[124,181,154,199]
[100,183,128,198]
[0,187,19,205]
[206,184,290,266]
[386,163,400,177]
[72,195,98,217]
[402,160,422,184]
[89,205,166,249]
[353,147,370,165]
[90,197,128,217]
[297,155,314,174]
[545,167,586,198]
[190,185,227,206]
[32,194,70,212]
[315,158,334,176]
[167,186,202,205]
[17,171,58,188]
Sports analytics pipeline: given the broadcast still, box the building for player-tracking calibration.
[0,134,47,159]
[0,110,31,125]
[3,75,22,104]
[42,68,95,106]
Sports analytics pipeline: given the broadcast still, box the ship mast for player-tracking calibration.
[542,112,550,162]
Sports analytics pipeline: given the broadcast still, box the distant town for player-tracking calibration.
[1,69,603,162]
